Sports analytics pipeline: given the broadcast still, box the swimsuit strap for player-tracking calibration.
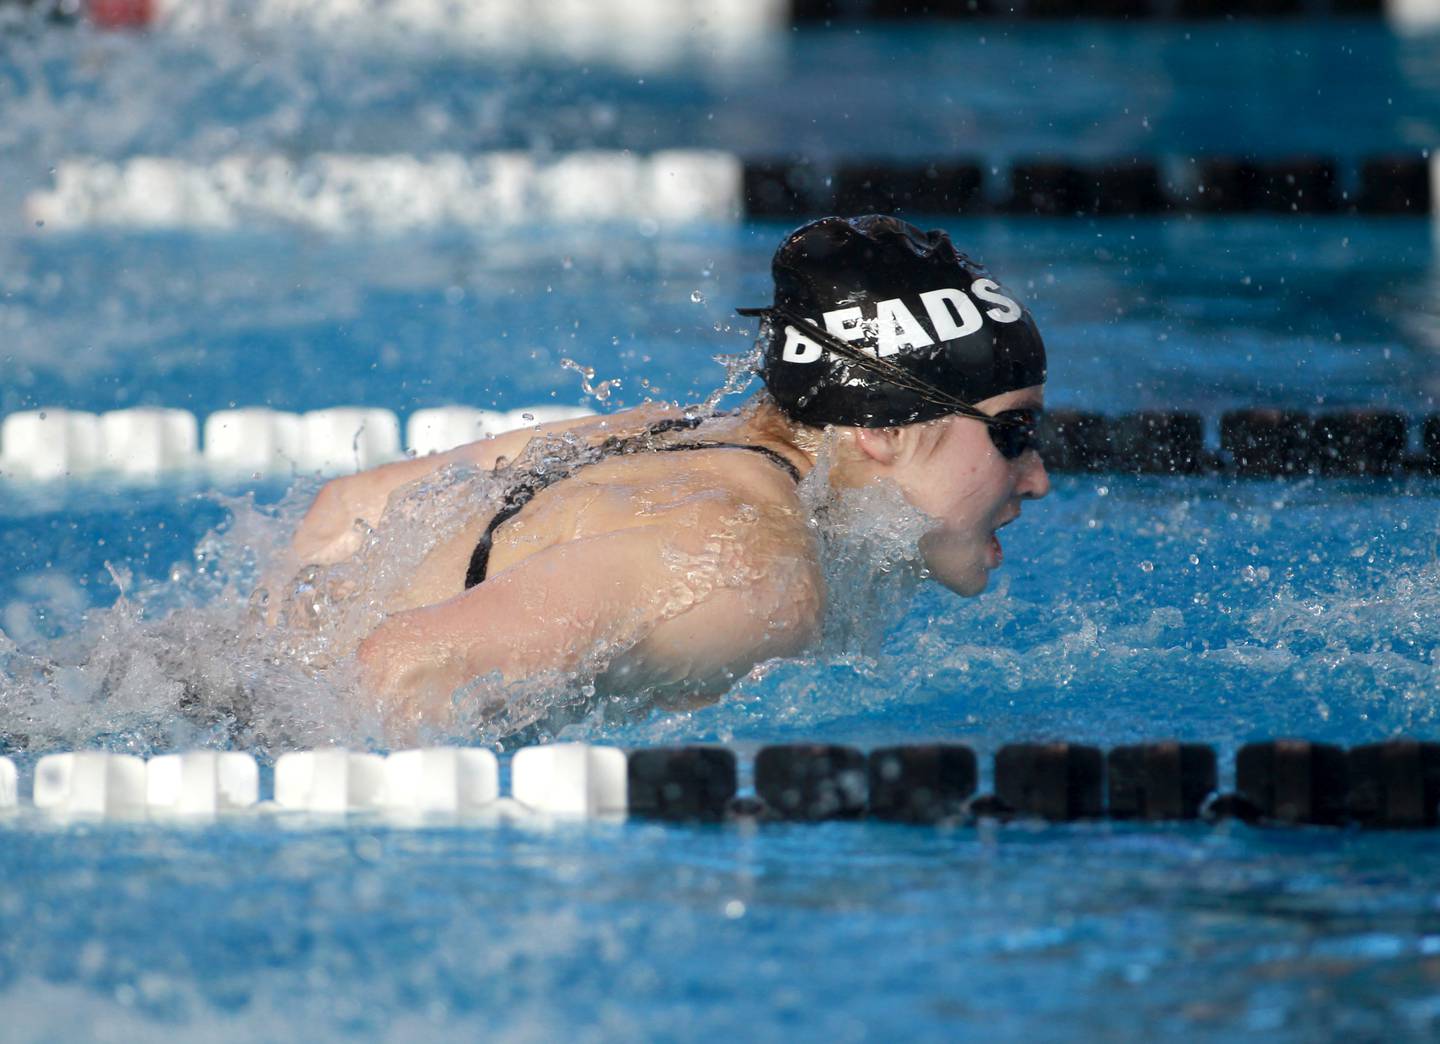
[655,440,802,484]
[463,421,802,590]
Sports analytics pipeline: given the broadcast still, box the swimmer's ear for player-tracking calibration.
[851,426,905,466]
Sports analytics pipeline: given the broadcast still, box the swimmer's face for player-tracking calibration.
[886,386,1051,595]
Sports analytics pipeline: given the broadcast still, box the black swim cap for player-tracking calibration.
[739,215,1047,428]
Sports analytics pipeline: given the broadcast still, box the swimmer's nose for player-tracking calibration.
[1018,450,1050,500]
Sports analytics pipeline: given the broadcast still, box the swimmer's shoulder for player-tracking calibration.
[486,436,816,590]
[292,404,683,565]
[607,467,823,694]
[449,402,685,471]
[649,449,818,577]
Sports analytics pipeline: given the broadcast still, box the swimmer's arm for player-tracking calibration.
[356,521,820,739]
[291,447,477,564]
[290,404,682,564]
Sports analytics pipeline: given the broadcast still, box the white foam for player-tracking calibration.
[511,743,627,817]
[0,410,102,481]
[98,408,199,476]
[203,408,306,475]
[0,756,15,810]
[274,749,387,812]
[33,752,147,817]
[145,751,259,816]
[26,151,744,234]
[384,747,499,813]
[297,408,402,474]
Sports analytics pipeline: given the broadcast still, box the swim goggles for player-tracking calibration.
[738,305,1042,460]
[983,408,1041,461]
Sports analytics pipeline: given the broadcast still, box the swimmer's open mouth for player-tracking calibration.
[989,513,1020,566]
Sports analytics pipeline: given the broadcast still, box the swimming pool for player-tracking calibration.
[3,10,1440,1040]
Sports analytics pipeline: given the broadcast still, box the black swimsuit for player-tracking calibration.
[463,417,803,589]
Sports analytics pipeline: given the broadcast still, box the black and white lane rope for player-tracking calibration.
[21,150,1438,233]
[8,739,1440,829]
[3,405,1437,483]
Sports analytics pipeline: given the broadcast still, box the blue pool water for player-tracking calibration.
[3,10,1440,1040]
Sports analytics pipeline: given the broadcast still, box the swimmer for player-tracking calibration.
[279,215,1050,740]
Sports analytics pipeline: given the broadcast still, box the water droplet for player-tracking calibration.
[690,290,704,304]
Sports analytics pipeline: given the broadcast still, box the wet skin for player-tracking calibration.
[281,389,1048,740]
[878,386,1050,596]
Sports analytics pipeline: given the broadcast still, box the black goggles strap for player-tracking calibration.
[737,305,1027,429]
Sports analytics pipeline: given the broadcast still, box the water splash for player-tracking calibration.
[8,425,1438,758]
[698,329,762,414]
[801,438,931,659]
[560,357,621,404]
[648,480,1440,749]
[0,488,374,757]
[0,400,959,754]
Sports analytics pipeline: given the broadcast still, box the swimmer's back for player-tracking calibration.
[390,410,814,614]
[462,417,803,589]
[352,406,824,733]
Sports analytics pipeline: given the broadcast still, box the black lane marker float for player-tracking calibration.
[627,747,737,822]
[789,0,1380,18]
[1220,409,1315,477]
[618,740,1440,830]
[754,744,869,820]
[1107,742,1217,821]
[868,743,978,822]
[1347,740,1440,829]
[991,742,1105,821]
[742,152,1430,218]
[1039,408,1440,477]
[1231,740,1350,826]
[1312,410,1408,476]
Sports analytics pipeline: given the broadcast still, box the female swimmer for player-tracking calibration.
[277,215,1050,739]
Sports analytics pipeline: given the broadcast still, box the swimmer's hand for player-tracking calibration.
[357,509,821,743]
